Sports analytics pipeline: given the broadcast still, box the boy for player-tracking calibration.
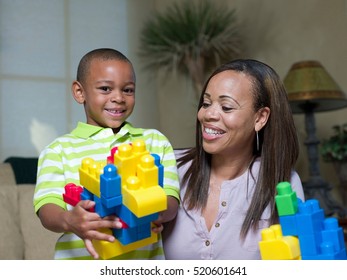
[33,48,179,260]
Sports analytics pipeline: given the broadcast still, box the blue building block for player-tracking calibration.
[302,242,347,260]
[321,217,346,252]
[113,220,152,245]
[81,188,94,201]
[298,233,322,256]
[113,227,138,245]
[94,195,117,217]
[151,153,163,187]
[100,164,122,198]
[279,215,298,236]
[101,194,122,209]
[296,199,325,236]
[137,223,152,240]
[115,204,159,228]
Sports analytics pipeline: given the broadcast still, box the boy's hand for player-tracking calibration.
[152,217,164,234]
[66,200,123,259]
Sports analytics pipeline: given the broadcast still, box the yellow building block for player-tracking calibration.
[259,224,301,260]
[131,139,150,164]
[137,154,158,188]
[122,176,167,217]
[79,158,105,197]
[93,228,158,260]
[113,143,137,184]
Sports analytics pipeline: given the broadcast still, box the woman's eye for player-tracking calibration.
[201,102,210,108]
[222,106,233,112]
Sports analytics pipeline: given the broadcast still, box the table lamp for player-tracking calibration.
[284,60,347,217]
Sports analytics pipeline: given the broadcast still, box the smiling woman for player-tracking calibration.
[162,59,304,260]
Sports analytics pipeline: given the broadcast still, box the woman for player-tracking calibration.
[162,59,304,259]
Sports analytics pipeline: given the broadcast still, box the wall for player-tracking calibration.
[151,0,347,202]
[0,0,158,161]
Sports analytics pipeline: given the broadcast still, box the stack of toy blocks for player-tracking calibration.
[259,181,347,260]
[63,139,167,259]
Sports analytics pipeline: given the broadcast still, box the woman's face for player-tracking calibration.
[198,70,260,156]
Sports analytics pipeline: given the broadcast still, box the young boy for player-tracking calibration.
[33,48,179,260]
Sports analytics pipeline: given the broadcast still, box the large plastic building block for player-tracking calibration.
[259,224,301,260]
[131,139,150,164]
[79,158,105,197]
[113,143,137,183]
[301,217,347,260]
[122,175,167,218]
[279,214,297,236]
[295,199,325,235]
[136,154,159,188]
[275,181,298,216]
[260,181,347,260]
[63,183,83,207]
[151,153,163,187]
[100,164,121,198]
[63,138,167,259]
[63,183,96,212]
[107,147,118,164]
[321,218,345,252]
[92,228,158,260]
[113,222,151,245]
[114,204,159,228]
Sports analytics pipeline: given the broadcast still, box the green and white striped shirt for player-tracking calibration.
[34,121,179,260]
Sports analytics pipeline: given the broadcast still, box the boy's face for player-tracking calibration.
[73,59,135,132]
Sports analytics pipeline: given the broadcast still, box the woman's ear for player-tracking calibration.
[71,81,85,104]
[255,107,270,132]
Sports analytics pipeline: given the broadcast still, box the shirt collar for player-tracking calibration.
[71,121,144,139]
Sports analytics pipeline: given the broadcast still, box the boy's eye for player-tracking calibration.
[99,86,111,92]
[123,88,135,96]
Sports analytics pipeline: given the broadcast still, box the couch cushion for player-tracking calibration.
[0,183,24,259]
[0,163,17,186]
[18,185,61,259]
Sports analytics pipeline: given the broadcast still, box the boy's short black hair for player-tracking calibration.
[76,48,133,84]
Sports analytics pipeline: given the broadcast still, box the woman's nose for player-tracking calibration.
[204,106,220,120]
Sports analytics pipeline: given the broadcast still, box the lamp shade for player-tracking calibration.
[284,60,347,114]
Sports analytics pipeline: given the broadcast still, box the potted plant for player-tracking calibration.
[321,123,347,204]
[138,0,243,100]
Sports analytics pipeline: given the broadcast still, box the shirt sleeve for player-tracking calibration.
[33,145,69,213]
[290,170,305,201]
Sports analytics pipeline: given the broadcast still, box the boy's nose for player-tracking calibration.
[110,91,125,103]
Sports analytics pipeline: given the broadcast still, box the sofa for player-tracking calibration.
[0,158,61,259]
